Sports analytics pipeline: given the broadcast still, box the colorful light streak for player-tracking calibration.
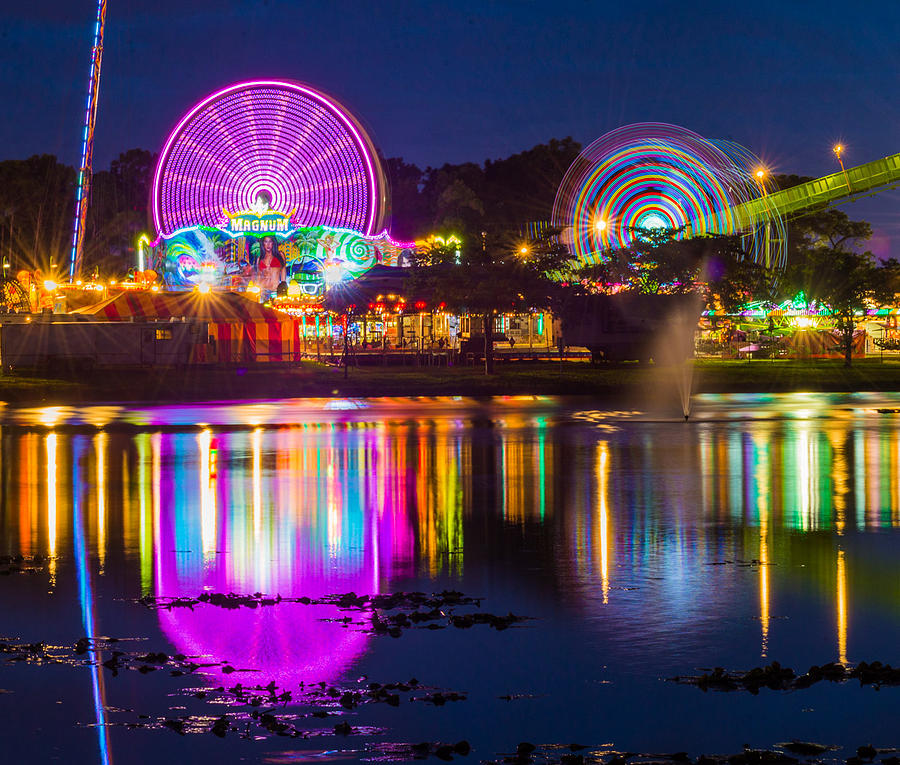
[136,433,152,593]
[72,436,112,765]
[710,139,786,270]
[96,432,106,573]
[753,431,771,658]
[46,432,57,586]
[136,234,151,274]
[152,80,387,239]
[596,441,610,605]
[198,429,217,563]
[68,0,107,281]
[152,428,388,686]
[552,123,784,268]
[837,548,848,664]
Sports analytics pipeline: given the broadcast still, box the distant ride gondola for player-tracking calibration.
[0,275,30,314]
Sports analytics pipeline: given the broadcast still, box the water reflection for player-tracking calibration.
[4,396,900,691]
[72,436,111,765]
[837,546,848,664]
[46,432,58,584]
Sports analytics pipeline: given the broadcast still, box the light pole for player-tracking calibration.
[6,210,13,270]
[754,169,772,269]
[594,218,607,258]
[834,144,851,192]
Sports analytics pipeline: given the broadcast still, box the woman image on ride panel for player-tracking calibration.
[256,235,285,293]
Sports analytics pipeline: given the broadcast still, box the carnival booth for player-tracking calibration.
[76,291,302,364]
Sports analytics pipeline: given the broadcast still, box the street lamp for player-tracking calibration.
[593,219,608,258]
[754,169,772,269]
[834,144,851,191]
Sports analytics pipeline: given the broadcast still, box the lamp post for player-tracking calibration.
[594,218,607,258]
[6,210,13,270]
[754,169,772,269]
[834,144,851,192]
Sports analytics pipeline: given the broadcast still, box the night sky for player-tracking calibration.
[3,0,898,254]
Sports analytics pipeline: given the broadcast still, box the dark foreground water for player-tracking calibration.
[2,393,900,763]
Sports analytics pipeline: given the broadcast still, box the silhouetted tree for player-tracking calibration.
[786,248,894,366]
[86,149,157,274]
[774,174,874,270]
[0,155,75,272]
[481,137,581,227]
[396,138,582,245]
[702,236,773,312]
[383,157,429,240]
[576,227,706,295]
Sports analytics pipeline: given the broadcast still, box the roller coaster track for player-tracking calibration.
[730,152,900,230]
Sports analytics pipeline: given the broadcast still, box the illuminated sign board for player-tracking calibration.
[221,194,296,237]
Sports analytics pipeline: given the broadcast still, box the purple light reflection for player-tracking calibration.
[151,428,415,686]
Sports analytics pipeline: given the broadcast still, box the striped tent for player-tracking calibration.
[75,290,281,322]
[76,290,302,364]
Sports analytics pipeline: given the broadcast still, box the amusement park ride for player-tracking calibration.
[1,1,899,318]
[551,122,900,273]
[141,78,413,307]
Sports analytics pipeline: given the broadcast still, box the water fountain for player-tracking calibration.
[644,291,703,421]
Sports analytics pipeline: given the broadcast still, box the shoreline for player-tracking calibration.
[5,359,900,407]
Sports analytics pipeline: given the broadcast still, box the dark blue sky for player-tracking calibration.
[3,0,898,254]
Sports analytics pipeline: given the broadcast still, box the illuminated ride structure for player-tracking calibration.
[149,80,413,301]
[0,273,31,314]
[550,123,900,362]
[68,0,107,282]
[552,122,900,272]
[552,123,787,269]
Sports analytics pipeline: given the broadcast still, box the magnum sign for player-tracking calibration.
[222,197,297,236]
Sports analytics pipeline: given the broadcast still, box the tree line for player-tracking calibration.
[0,149,156,276]
[395,177,896,371]
[1,143,894,369]
[0,138,582,275]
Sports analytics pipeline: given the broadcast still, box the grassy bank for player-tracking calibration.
[4,358,900,406]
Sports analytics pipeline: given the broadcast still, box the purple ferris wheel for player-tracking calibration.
[151,80,388,238]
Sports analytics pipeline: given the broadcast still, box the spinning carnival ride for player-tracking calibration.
[552,123,786,269]
[150,80,412,294]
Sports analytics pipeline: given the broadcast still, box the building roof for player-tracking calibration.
[73,290,290,323]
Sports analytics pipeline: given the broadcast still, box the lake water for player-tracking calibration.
[2,393,900,763]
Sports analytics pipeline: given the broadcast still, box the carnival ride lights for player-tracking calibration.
[552,123,786,269]
[68,0,107,282]
[323,258,349,286]
[151,80,387,239]
[417,233,463,265]
[136,234,151,273]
